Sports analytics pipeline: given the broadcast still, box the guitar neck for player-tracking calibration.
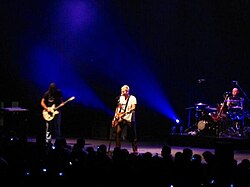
[54,97,75,110]
[54,103,64,110]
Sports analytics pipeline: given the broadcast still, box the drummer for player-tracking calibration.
[224,87,245,136]
[226,87,244,113]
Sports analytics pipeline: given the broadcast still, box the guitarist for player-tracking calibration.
[41,82,64,143]
[112,85,138,154]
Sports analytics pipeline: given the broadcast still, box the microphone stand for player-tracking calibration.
[235,82,250,102]
[185,106,195,129]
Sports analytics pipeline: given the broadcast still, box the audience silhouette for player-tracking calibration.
[0,135,249,187]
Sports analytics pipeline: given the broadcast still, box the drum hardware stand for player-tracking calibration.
[185,105,199,135]
[184,123,198,133]
[185,106,195,131]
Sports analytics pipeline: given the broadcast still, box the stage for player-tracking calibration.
[166,132,250,150]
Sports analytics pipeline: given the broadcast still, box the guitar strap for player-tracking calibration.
[123,95,130,113]
[117,95,130,113]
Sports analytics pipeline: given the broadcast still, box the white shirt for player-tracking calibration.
[119,95,137,122]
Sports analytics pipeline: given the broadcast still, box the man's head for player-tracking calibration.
[232,87,239,96]
[49,82,57,93]
[121,85,130,96]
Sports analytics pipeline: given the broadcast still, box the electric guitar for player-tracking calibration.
[43,96,75,121]
[111,112,126,127]
[111,111,133,127]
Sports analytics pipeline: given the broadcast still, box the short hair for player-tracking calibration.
[121,85,130,91]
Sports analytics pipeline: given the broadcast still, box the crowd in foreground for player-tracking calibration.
[0,135,250,187]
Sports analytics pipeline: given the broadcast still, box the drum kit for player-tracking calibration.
[186,101,245,137]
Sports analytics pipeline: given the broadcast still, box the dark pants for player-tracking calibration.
[45,113,61,142]
[115,120,137,152]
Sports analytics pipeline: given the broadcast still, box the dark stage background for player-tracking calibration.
[1,0,250,140]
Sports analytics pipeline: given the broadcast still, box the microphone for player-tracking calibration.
[198,79,206,83]
[232,80,238,84]
[224,91,231,95]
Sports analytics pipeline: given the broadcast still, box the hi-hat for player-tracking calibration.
[195,102,207,106]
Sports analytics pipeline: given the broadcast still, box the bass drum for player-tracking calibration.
[197,120,209,131]
[197,115,216,135]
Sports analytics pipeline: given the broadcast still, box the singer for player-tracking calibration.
[111,85,138,154]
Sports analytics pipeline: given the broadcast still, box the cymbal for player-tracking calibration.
[195,102,207,106]
[185,106,195,110]
[205,106,217,111]
[224,99,241,102]
[231,106,242,109]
